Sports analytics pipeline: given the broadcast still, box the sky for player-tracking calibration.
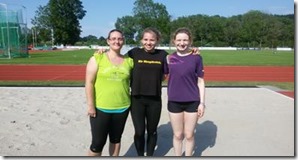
[0,0,295,38]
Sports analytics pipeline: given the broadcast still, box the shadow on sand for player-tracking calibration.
[123,120,217,157]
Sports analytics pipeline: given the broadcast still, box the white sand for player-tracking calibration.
[0,87,171,157]
[0,87,294,157]
[0,87,91,156]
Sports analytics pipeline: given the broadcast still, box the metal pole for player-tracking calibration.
[22,5,28,54]
[0,3,10,58]
[32,27,34,49]
[51,28,54,47]
[34,28,37,48]
[5,4,10,58]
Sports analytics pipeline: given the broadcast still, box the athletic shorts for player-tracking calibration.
[167,101,200,113]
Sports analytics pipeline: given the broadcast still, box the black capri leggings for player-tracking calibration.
[130,95,162,156]
[89,108,129,153]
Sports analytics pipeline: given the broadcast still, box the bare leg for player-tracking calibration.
[109,142,121,156]
[168,112,184,156]
[184,112,198,156]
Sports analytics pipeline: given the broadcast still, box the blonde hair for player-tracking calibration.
[141,27,161,42]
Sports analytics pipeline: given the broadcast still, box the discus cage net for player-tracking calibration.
[0,3,28,59]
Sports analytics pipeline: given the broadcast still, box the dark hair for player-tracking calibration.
[141,27,161,41]
[172,27,193,44]
[107,29,124,39]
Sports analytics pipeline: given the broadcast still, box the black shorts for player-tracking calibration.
[168,101,200,113]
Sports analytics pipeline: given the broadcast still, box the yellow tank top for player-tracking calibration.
[93,53,133,110]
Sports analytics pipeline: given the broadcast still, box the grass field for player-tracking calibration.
[0,49,295,91]
[0,49,295,66]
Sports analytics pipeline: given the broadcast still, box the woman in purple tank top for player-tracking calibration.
[164,28,206,156]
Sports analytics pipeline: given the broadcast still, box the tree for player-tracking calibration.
[32,0,86,46]
[241,10,269,48]
[265,17,282,48]
[115,16,137,44]
[81,35,98,45]
[31,5,52,45]
[49,0,86,45]
[166,10,293,48]
[31,5,51,29]
[223,16,241,47]
[276,15,294,48]
[98,36,107,46]
[170,14,215,47]
[132,0,171,44]
[204,15,226,46]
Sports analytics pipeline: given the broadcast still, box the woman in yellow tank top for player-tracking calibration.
[85,29,133,156]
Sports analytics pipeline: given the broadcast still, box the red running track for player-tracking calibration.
[0,65,294,82]
[0,65,294,98]
[206,66,294,82]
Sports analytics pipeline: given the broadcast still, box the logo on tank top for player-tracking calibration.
[138,60,161,64]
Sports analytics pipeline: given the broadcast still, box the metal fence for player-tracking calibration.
[0,3,28,58]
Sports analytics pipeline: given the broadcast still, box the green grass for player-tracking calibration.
[200,50,294,66]
[0,49,294,66]
[0,49,94,65]
[0,49,294,91]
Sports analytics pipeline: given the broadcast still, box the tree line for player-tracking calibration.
[30,0,294,48]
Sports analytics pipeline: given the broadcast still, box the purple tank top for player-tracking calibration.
[165,52,204,102]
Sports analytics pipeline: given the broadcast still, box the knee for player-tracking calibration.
[184,132,194,141]
[147,131,157,138]
[134,132,145,139]
[173,132,184,141]
[134,128,145,138]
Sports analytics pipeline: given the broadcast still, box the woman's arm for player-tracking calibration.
[163,54,170,81]
[85,56,98,117]
[197,77,206,118]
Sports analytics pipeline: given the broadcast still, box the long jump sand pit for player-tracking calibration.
[0,87,294,156]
